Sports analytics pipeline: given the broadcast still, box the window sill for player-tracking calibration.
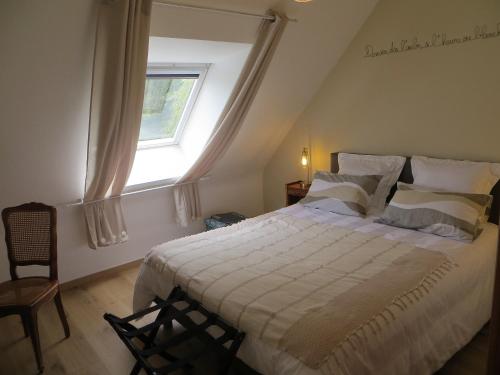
[126,144,188,188]
[123,177,180,194]
[137,139,178,150]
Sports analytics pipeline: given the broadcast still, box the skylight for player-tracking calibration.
[125,38,252,189]
[138,65,207,148]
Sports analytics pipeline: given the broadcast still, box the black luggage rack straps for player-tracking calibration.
[104,286,246,375]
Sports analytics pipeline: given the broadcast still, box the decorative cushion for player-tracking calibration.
[301,171,382,217]
[397,182,492,223]
[338,153,406,214]
[376,186,493,241]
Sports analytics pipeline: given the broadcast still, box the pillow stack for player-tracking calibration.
[338,153,406,213]
[299,154,498,242]
[376,156,499,241]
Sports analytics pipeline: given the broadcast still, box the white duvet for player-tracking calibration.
[133,205,497,375]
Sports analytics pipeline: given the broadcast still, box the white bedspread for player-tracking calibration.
[133,205,497,375]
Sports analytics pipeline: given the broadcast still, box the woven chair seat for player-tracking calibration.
[0,277,58,308]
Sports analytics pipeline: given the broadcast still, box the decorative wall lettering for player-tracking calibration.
[364,22,500,58]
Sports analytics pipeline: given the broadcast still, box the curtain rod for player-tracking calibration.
[152,1,297,22]
[61,177,209,207]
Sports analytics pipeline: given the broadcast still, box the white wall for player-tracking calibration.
[150,2,258,43]
[56,172,263,282]
[0,0,97,282]
[0,0,377,283]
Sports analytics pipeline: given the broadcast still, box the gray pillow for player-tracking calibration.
[301,171,382,217]
[376,187,492,241]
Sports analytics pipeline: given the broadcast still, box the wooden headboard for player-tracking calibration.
[331,152,500,225]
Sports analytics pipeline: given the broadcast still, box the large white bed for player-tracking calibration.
[133,203,497,375]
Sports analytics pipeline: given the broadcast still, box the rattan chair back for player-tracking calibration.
[2,202,58,280]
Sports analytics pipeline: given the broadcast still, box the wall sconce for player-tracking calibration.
[300,147,310,188]
[301,147,308,167]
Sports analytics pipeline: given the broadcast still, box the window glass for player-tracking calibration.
[139,74,198,142]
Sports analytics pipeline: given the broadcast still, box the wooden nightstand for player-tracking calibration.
[286,181,311,206]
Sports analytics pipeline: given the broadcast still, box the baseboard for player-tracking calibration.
[60,258,144,291]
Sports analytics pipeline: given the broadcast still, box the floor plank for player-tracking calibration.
[0,265,489,374]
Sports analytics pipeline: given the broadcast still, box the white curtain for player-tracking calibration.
[84,0,152,249]
[173,11,288,227]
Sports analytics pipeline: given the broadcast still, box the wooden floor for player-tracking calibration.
[0,265,490,375]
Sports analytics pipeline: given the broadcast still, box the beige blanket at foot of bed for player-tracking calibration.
[281,247,453,368]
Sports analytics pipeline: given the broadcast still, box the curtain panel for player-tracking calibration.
[84,0,152,249]
[173,11,288,227]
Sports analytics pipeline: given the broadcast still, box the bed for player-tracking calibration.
[133,153,499,375]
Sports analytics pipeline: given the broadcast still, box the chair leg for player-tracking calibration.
[21,314,30,338]
[54,291,70,338]
[27,310,44,373]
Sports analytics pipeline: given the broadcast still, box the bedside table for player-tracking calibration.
[286,181,311,206]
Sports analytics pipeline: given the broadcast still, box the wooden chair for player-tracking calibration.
[0,202,70,373]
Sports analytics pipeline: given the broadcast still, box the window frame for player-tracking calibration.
[138,63,209,150]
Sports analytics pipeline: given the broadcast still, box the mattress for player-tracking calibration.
[133,204,497,375]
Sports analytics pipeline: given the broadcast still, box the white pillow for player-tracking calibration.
[338,153,406,213]
[396,181,444,191]
[411,156,499,194]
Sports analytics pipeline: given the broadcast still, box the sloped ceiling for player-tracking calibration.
[199,0,380,178]
[151,0,379,179]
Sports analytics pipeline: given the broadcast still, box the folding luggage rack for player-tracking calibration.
[104,286,246,375]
